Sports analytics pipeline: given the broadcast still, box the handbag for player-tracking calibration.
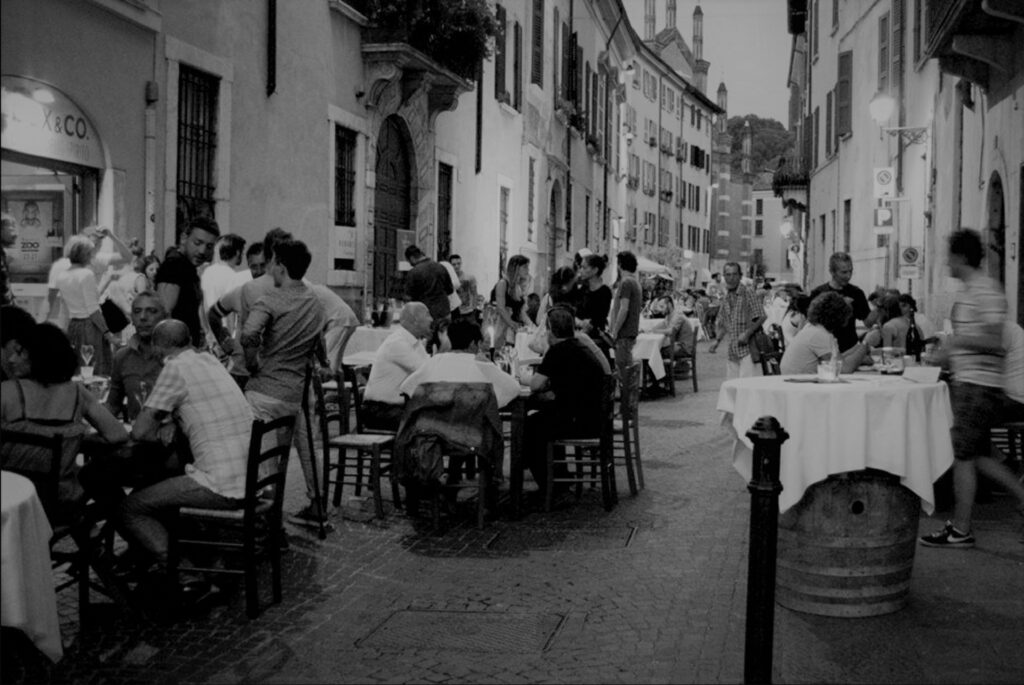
[100,299,129,334]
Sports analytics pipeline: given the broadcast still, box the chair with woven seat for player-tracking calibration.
[544,374,618,512]
[991,420,1024,484]
[613,361,643,495]
[671,325,699,393]
[320,365,400,519]
[166,415,295,619]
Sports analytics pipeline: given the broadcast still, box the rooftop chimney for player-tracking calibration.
[666,0,677,32]
[693,5,709,95]
[742,120,752,177]
[717,82,728,134]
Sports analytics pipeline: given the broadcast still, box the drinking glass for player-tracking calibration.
[80,344,95,378]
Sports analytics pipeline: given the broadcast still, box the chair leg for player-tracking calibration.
[332,447,345,508]
[692,359,699,393]
[632,418,644,490]
[544,443,556,512]
[370,446,385,519]
[270,515,282,606]
[477,458,487,530]
[244,526,259,619]
[622,416,638,496]
[354,449,365,497]
[323,444,335,512]
[601,447,615,511]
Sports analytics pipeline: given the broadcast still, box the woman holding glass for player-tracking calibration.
[55,235,117,376]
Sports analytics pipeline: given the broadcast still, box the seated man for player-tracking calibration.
[104,291,167,421]
[118,320,254,587]
[525,306,609,491]
[361,302,432,431]
[400,319,520,408]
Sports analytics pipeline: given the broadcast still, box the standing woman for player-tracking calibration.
[56,235,118,375]
[490,254,531,344]
[575,253,613,356]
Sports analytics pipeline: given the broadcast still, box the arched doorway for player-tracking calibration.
[372,116,411,299]
[985,172,1006,288]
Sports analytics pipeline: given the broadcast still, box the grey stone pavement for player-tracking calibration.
[4,341,1023,684]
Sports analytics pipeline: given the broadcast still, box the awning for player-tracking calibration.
[636,255,674,277]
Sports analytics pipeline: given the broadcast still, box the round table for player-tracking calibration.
[1,471,62,662]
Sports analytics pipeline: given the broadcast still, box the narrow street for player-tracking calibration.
[5,342,1021,684]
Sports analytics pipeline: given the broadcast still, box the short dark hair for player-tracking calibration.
[217,234,246,261]
[25,323,78,385]
[582,253,608,275]
[186,217,220,239]
[546,306,576,338]
[447,320,482,351]
[828,251,853,274]
[898,293,917,312]
[948,228,983,268]
[723,261,742,276]
[787,294,812,317]
[877,294,902,323]
[448,253,461,262]
[1,305,36,346]
[263,228,292,263]
[807,291,853,335]
[272,238,312,279]
[616,251,637,273]
[405,244,424,261]
[246,242,264,260]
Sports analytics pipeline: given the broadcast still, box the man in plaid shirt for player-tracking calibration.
[709,262,766,379]
[120,319,254,580]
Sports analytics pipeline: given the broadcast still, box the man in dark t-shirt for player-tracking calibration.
[404,244,453,352]
[526,306,608,490]
[808,252,870,352]
[156,218,219,348]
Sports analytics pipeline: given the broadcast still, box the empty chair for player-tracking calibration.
[166,416,295,619]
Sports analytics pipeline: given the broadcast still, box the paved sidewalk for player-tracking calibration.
[4,342,1023,684]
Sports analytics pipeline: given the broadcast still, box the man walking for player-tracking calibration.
[709,261,766,379]
[809,252,870,352]
[609,251,642,382]
[920,229,1024,548]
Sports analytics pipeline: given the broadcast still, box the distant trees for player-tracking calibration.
[726,115,795,176]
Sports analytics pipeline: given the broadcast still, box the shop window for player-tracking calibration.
[176,65,220,238]
[334,125,357,226]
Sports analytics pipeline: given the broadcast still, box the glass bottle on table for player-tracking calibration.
[80,343,95,378]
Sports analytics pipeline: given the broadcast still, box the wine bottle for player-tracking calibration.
[905,315,923,362]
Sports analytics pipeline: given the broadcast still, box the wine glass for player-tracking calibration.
[131,380,152,419]
[80,344,95,378]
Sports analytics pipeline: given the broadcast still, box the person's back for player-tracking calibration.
[406,256,452,322]
[540,336,606,437]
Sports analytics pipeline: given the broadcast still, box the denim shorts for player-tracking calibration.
[949,381,1006,461]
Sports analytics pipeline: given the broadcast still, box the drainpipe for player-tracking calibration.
[565,0,574,255]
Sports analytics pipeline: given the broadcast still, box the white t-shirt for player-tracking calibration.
[55,266,101,319]
[1004,322,1024,405]
[363,326,428,405]
[201,262,243,314]
[780,324,835,375]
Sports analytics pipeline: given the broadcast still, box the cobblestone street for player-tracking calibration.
[5,342,1023,684]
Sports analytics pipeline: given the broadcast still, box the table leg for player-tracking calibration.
[508,397,526,519]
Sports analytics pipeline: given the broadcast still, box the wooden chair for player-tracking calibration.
[544,374,618,512]
[1,430,123,629]
[613,361,644,495]
[166,416,296,619]
[320,365,400,519]
[671,326,699,393]
[758,324,786,376]
[991,420,1024,483]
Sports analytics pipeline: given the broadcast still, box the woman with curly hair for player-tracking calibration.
[780,291,881,374]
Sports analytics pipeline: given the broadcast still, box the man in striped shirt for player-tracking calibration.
[920,229,1024,548]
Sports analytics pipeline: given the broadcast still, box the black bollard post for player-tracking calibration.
[744,415,788,685]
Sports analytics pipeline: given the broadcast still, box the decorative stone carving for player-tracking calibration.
[362,43,472,127]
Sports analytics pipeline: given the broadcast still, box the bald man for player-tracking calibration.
[361,301,432,430]
[119,319,254,580]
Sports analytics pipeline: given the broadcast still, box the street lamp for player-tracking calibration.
[869,92,929,145]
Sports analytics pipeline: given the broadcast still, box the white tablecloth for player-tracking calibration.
[346,326,394,355]
[1,471,62,662]
[717,374,954,514]
[633,333,667,379]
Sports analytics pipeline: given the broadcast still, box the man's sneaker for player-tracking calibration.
[919,521,975,548]
[288,503,335,530]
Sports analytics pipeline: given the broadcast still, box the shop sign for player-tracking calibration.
[331,225,357,271]
[1,75,104,168]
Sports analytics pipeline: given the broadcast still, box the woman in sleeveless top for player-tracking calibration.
[575,254,613,356]
[489,254,531,345]
[55,235,118,376]
[0,323,127,520]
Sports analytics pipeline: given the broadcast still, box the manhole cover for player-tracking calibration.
[358,610,563,653]
[486,526,635,552]
[638,418,703,428]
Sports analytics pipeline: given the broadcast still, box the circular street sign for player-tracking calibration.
[876,169,893,185]
[902,247,920,264]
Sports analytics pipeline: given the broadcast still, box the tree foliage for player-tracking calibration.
[726,115,795,176]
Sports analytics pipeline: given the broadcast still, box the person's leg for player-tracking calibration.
[737,354,759,378]
[725,358,740,380]
[119,476,240,566]
[976,455,1024,505]
[951,459,978,534]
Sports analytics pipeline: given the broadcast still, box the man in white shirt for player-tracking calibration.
[201,234,247,315]
[362,302,432,431]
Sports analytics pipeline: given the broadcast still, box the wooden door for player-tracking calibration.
[373,117,410,299]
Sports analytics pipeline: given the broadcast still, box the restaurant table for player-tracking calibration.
[632,332,667,380]
[1,471,62,662]
[347,325,394,356]
[716,373,954,514]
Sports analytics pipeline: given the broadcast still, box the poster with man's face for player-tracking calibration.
[2,191,65,280]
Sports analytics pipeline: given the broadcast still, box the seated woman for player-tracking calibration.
[877,293,908,348]
[780,292,881,375]
[780,294,811,346]
[0,323,128,520]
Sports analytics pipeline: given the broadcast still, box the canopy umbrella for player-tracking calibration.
[635,255,674,278]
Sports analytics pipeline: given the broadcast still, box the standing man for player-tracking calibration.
[809,252,870,352]
[0,213,17,306]
[155,217,219,348]
[243,243,266,281]
[608,251,642,381]
[362,302,432,431]
[201,234,246,315]
[709,261,766,379]
[404,244,453,345]
[920,229,1024,548]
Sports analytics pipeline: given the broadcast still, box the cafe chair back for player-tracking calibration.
[671,325,699,392]
[166,415,296,619]
[613,361,644,495]
[544,374,618,512]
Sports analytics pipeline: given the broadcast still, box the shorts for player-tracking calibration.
[949,381,1005,461]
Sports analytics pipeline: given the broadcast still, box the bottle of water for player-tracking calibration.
[829,335,841,380]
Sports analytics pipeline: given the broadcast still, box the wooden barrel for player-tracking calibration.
[776,469,920,617]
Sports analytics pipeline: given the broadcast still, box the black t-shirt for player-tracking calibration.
[808,281,870,352]
[537,337,607,437]
[578,284,612,333]
[155,249,203,347]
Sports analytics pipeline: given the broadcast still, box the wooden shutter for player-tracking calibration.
[878,12,890,93]
[825,90,833,156]
[494,5,507,100]
[892,0,904,95]
[513,21,523,110]
[531,0,544,87]
[837,50,852,137]
[561,23,571,101]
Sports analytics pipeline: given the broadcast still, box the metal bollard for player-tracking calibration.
[744,416,788,685]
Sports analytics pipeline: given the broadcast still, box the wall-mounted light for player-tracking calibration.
[869,92,929,145]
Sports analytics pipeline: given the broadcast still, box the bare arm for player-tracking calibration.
[156,282,180,317]
[82,391,129,444]
[131,407,168,442]
[609,297,629,338]
[494,280,519,331]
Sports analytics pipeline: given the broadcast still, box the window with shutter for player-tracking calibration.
[812,0,819,57]
[513,21,523,110]
[553,8,559,96]
[813,106,820,166]
[531,0,544,87]
[574,43,582,108]
[837,51,852,137]
[584,62,591,125]
[494,6,507,100]
[892,0,904,95]
[591,69,599,138]
[825,90,833,156]
[562,23,571,101]
[878,13,889,93]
